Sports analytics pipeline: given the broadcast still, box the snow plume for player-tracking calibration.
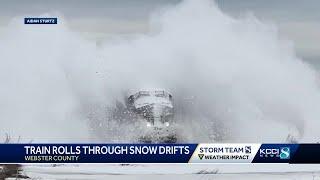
[0,0,320,142]
[0,16,101,142]
[98,0,320,142]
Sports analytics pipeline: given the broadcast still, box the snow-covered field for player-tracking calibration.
[19,164,320,179]
[7,164,320,179]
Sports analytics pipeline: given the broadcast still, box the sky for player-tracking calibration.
[0,0,319,60]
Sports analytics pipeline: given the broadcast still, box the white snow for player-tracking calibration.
[134,96,173,109]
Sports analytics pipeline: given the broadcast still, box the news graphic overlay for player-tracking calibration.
[24,18,57,24]
[0,144,196,163]
[189,144,260,163]
[252,144,298,163]
[0,144,320,163]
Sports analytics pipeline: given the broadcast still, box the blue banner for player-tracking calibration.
[0,144,197,163]
[252,144,299,163]
[0,143,320,163]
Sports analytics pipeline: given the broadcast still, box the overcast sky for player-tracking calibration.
[0,0,319,59]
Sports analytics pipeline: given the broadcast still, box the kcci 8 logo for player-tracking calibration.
[259,147,290,159]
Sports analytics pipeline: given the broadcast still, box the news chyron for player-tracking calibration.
[24,17,57,24]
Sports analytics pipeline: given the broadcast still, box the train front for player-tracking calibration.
[127,90,177,143]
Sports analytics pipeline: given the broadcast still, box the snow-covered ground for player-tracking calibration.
[19,164,320,179]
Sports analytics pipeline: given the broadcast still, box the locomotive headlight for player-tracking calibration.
[165,122,170,127]
[146,122,152,127]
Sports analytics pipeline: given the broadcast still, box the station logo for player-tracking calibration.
[259,147,290,159]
